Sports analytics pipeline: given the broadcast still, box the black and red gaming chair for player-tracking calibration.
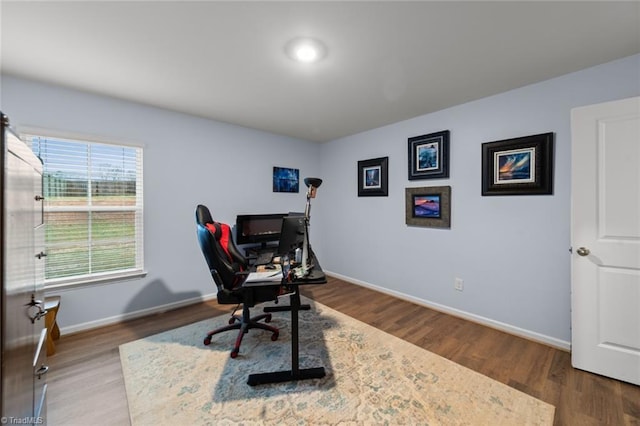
[195,204,279,358]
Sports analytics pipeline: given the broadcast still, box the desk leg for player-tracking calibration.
[247,287,325,386]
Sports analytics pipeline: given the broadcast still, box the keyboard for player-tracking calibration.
[254,251,274,265]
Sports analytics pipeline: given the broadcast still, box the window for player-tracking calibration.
[28,134,144,288]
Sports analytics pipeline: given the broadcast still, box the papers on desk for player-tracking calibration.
[245,270,283,283]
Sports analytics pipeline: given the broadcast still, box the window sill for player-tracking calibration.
[44,270,148,291]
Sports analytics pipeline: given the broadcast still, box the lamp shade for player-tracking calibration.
[304,177,323,188]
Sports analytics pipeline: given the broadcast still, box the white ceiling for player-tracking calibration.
[2,1,639,142]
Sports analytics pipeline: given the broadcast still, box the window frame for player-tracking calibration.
[23,128,146,290]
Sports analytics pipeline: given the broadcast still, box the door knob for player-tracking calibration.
[576,247,590,256]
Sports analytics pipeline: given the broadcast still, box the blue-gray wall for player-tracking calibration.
[2,53,639,346]
[314,54,640,348]
[1,75,321,330]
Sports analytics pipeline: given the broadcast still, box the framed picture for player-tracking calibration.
[408,130,450,180]
[273,166,299,193]
[481,132,554,196]
[405,186,451,228]
[357,157,388,197]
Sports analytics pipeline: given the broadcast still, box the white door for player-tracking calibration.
[571,96,640,385]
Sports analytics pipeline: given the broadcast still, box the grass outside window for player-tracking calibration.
[29,135,144,286]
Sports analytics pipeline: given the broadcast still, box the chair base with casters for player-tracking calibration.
[204,302,279,358]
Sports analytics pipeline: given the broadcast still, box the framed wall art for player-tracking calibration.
[273,166,299,193]
[408,130,450,180]
[481,132,554,196]
[405,185,451,228]
[357,156,388,197]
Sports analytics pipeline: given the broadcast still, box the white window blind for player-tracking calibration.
[28,134,144,287]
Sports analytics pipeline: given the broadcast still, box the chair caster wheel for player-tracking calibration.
[230,349,239,358]
[228,317,236,324]
[271,332,279,341]
[265,314,272,323]
[204,337,211,345]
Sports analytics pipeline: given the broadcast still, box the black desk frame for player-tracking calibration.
[249,254,311,313]
[246,263,327,386]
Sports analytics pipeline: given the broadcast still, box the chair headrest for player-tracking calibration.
[195,204,214,226]
[205,222,222,239]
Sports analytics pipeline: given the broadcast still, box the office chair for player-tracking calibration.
[195,204,280,358]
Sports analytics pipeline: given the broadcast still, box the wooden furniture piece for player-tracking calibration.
[44,297,61,356]
[1,112,48,422]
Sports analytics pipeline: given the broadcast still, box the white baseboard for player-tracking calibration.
[326,271,571,352]
[60,273,572,352]
[60,292,218,335]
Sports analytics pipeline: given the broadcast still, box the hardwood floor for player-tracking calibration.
[46,276,639,425]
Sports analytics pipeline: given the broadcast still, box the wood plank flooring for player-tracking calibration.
[45,276,640,425]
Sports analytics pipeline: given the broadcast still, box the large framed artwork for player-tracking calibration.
[273,166,299,193]
[481,132,554,196]
[408,130,450,180]
[357,156,388,197]
[405,186,451,228]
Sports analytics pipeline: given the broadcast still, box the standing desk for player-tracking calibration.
[245,257,327,386]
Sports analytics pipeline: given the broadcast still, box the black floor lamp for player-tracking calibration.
[300,177,322,276]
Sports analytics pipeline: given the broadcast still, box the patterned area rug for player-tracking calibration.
[119,297,554,425]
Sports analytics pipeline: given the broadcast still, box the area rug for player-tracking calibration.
[119,297,555,425]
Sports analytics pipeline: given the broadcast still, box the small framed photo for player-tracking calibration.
[358,157,388,197]
[273,166,299,193]
[481,132,554,196]
[408,130,450,180]
[405,186,451,228]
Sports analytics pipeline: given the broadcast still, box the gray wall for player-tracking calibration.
[314,54,640,348]
[1,75,321,331]
[1,53,639,346]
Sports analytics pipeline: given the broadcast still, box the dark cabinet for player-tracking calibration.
[1,112,47,424]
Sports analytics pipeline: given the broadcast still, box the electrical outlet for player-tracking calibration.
[454,277,464,291]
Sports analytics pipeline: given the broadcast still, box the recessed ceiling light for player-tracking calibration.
[285,37,327,64]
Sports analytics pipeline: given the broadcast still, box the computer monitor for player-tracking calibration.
[235,213,287,248]
[277,215,306,257]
